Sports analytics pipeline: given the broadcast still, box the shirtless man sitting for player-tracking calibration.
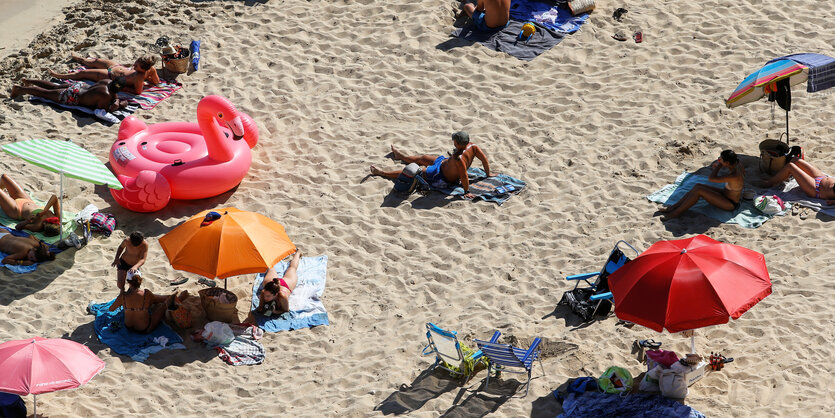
[49,53,160,95]
[10,76,130,112]
[0,233,55,266]
[370,131,491,198]
[111,231,149,292]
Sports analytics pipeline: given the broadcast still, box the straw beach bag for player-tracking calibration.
[199,288,239,323]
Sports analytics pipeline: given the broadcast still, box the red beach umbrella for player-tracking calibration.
[607,235,771,350]
[0,337,105,417]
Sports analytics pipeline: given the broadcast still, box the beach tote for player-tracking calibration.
[89,212,117,237]
[659,366,688,398]
[199,288,239,323]
[597,366,633,394]
[393,163,428,196]
[754,195,785,215]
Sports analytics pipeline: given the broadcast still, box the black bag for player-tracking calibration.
[558,288,612,322]
[393,163,428,196]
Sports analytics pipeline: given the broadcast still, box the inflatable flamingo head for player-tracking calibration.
[198,95,247,140]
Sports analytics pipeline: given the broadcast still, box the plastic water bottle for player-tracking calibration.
[190,40,201,71]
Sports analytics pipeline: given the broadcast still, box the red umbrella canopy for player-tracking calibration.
[608,235,772,333]
[0,337,105,396]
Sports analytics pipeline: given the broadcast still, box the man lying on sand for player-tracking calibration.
[0,233,55,266]
[49,52,160,95]
[10,76,130,112]
[370,131,491,198]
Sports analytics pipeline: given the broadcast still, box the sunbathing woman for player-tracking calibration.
[459,0,511,31]
[255,250,301,316]
[108,271,187,334]
[659,150,744,220]
[758,158,835,204]
[49,53,160,95]
[0,174,61,236]
[0,233,55,266]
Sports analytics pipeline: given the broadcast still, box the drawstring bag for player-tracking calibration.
[598,366,633,394]
[89,212,117,237]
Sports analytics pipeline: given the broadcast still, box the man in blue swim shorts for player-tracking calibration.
[11,77,130,112]
[459,0,511,32]
[370,131,492,198]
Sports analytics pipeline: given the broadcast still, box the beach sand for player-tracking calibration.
[0,0,833,416]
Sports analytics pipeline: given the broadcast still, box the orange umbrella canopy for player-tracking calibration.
[159,207,296,279]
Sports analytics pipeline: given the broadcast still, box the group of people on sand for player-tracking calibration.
[10,52,161,111]
[656,148,834,221]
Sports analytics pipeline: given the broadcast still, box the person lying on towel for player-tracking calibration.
[658,149,744,220]
[49,52,161,95]
[255,250,301,316]
[0,174,61,237]
[370,131,491,198]
[0,233,55,266]
[10,76,130,112]
[109,271,188,334]
[757,158,835,204]
[459,0,511,32]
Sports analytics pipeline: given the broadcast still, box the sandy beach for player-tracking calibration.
[0,0,833,416]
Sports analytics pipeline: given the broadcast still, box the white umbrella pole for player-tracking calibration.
[691,334,696,354]
[33,393,37,418]
[59,172,64,242]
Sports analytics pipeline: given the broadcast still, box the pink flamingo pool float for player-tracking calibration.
[109,95,259,212]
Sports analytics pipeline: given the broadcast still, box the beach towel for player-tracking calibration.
[558,392,705,418]
[451,0,589,61]
[216,336,265,366]
[647,172,789,228]
[88,299,186,362]
[770,177,835,217]
[0,226,64,273]
[250,255,329,332]
[0,200,76,244]
[430,168,525,205]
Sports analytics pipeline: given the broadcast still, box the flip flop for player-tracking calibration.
[633,30,643,43]
[612,31,628,42]
[170,277,188,286]
[198,277,217,287]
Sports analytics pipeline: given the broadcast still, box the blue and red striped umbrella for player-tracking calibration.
[725,59,808,108]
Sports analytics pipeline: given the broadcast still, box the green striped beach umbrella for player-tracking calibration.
[2,139,122,240]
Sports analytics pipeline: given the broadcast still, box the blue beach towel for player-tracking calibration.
[431,168,525,205]
[250,255,329,332]
[509,0,589,33]
[647,172,789,228]
[0,226,63,273]
[88,299,186,362]
[559,392,705,418]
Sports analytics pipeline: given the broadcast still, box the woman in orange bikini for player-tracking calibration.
[49,52,160,95]
[255,251,301,316]
[659,150,745,220]
[0,174,61,236]
[108,271,187,334]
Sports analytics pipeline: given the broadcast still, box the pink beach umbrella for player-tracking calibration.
[0,337,105,417]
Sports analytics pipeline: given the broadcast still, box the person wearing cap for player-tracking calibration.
[49,52,161,95]
[10,76,130,112]
[370,131,491,198]
[112,231,149,292]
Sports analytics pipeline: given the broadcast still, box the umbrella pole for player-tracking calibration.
[33,393,36,418]
[691,334,696,354]
[785,109,790,145]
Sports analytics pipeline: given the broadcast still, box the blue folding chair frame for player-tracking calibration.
[474,331,544,397]
[421,323,495,381]
[565,240,639,304]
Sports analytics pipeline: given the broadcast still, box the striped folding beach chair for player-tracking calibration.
[474,331,544,397]
[420,323,498,382]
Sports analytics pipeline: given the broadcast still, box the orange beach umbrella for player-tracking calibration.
[159,207,296,280]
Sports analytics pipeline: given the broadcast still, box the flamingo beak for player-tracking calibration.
[226,116,245,141]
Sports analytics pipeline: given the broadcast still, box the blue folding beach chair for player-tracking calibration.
[421,323,498,381]
[473,331,543,397]
[558,240,639,322]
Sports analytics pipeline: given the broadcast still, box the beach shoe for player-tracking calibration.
[638,339,662,349]
[612,7,628,21]
[612,31,628,42]
[633,30,643,43]
[198,277,217,288]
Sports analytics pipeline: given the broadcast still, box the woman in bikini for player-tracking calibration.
[108,271,187,334]
[659,149,745,220]
[49,52,160,95]
[458,0,511,31]
[0,174,61,236]
[255,251,301,316]
[758,158,835,204]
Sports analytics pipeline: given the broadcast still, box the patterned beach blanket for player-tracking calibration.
[647,172,789,228]
[251,255,329,332]
[559,392,705,418]
[771,177,835,217]
[431,168,526,205]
